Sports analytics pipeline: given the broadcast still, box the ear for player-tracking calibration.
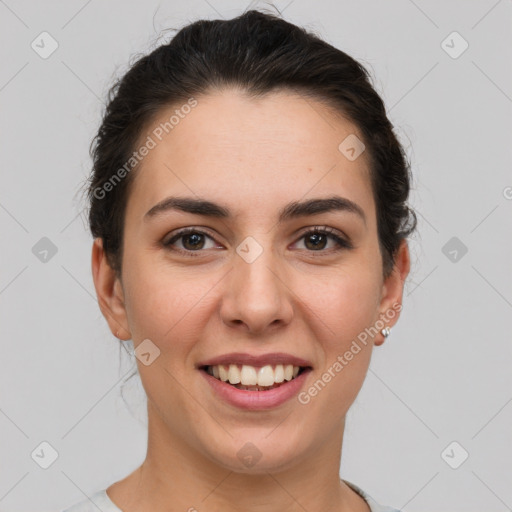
[375,239,411,346]
[91,238,131,340]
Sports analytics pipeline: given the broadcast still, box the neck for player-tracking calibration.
[107,401,369,512]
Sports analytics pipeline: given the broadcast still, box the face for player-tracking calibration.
[92,88,409,474]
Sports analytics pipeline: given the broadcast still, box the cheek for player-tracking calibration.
[122,261,216,350]
[296,271,379,419]
[122,267,214,406]
[301,263,381,343]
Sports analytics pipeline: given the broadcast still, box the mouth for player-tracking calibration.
[199,363,311,391]
[197,352,313,409]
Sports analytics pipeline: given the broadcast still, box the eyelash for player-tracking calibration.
[163,226,353,258]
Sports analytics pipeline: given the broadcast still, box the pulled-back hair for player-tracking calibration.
[86,9,416,278]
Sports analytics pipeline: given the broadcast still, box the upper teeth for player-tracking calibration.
[208,364,300,386]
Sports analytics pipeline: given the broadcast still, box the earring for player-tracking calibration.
[381,326,391,338]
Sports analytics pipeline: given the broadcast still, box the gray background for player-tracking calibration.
[1,1,511,511]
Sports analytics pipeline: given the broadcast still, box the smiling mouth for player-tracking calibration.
[200,363,310,391]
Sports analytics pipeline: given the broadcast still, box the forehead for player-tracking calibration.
[128,88,374,222]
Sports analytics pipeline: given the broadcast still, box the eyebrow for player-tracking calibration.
[144,195,366,225]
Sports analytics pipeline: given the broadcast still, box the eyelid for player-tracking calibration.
[292,225,353,250]
[162,226,221,253]
[163,226,218,244]
[294,225,349,242]
[163,225,353,255]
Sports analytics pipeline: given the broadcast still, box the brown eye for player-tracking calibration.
[163,228,219,256]
[181,232,206,250]
[304,231,328,250]
[295,227,352,252]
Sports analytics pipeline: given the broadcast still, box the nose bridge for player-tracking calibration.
[238,235,280,294]
[221,234,293,332]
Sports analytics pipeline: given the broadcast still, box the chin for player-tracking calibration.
[201,432,308,475]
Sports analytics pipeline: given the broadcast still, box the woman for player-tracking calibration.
[63,9,415,512]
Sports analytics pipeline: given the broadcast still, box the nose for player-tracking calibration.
[220,242,294,335]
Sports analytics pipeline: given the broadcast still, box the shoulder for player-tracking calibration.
[60,489,122,512]
[343,479,403,512]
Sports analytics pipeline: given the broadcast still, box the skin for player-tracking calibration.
[92,88,410,511]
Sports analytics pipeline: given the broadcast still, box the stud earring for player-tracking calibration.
[381,326,391,338]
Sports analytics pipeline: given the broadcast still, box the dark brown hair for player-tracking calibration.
[86,9,416,278]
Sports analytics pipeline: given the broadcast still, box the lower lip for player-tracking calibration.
[200,368,311,410]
